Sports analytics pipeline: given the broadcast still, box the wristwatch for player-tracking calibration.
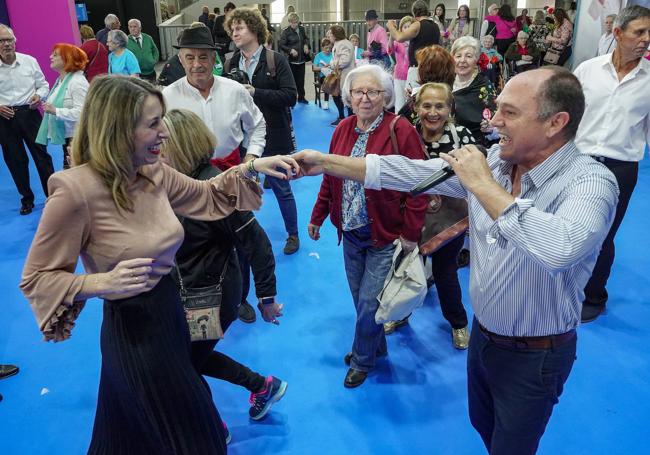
[260,297,275,305]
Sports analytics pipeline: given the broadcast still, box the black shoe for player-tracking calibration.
[330,118,342,126]
[457,248,470,268]
[298,98,309,104]
[19,202,34,215]
[581,304,606,323]
[0,364,19,380]
[344,351,386,366]
[238,301,257,323]
[344,368,368,388]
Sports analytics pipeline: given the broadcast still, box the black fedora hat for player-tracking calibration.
[173,26,216,50]
[365,9,379,20]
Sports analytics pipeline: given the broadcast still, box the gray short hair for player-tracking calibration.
[606,14,617,21]
[108,29,128,48]
[536,67,584,140]
[104,14,119,28]
[613,5,650,30]
[451,36,481,57]
[517,31,529,40]
[341,64,395,108]
[0,24,16,41]
[128,19,141,27]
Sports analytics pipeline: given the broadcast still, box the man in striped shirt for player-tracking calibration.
[294,67,619,454]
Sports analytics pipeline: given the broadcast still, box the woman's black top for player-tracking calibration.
[408,19,441,67]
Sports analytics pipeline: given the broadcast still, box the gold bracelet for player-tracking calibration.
[247,158,258,177]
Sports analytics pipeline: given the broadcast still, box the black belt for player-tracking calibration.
[591,155,632,165]
[478,323,575,350]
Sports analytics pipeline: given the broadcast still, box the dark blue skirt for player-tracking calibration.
[88,275,227,454]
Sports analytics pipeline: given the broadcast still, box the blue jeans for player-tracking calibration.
[467,319,577,455]
[266,174,298,236]
[342,225,395,372]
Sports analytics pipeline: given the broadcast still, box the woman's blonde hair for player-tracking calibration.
[71,75,165,213]
[161,109,217,176]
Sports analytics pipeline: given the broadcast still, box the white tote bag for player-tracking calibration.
[375,240,428,324]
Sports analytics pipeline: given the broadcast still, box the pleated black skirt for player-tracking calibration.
[88,275,227,455]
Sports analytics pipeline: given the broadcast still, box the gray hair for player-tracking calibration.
[606,14,617,21]
[451,36,481,57]
[341,64,395,108]
[0,24,16,41]
[128,19,141,27]
[614,5,650,30]
[481,34,495,45]
[104,14,119,27]
[536,67,584,139]
[517,31,529,40]
[108,29,128,48]
[412,0,429,17]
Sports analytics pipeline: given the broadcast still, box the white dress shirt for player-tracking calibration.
[574,54,650,162]
[162,76,266,158]
[0,52,49,106]
[364,143,618,336]
[597,33,617,56]
[48,71,89,138]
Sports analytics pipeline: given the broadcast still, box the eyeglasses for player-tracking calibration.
[350,89,385,100]
[0,38,16,44]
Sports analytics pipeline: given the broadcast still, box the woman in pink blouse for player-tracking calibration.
[485,4,517,56]
[388,15,413,112]
[20,76,297,454]
[545,8,574,66]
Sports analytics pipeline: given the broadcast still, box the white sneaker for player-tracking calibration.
[322,101,329,110]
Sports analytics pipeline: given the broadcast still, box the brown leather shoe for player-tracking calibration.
[283,235,300,255]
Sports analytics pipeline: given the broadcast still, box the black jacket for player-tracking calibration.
[453,73,497,145]
[157,54,185,86]
[229,48,297,155]
[279,25,310,63]
[175,163,277,299]
[212,15,231,55]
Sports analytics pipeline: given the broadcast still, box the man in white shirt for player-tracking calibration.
[162,25,266,163]
[574,5,650,322]
[0,24,53,215]
[597,14,618,55]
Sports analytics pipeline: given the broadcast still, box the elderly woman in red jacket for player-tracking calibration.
[308,64,428,389]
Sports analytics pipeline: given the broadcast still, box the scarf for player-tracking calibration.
[36,73,72,145]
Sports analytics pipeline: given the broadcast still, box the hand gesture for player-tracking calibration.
[399,236,418,253]
[0,105,14,120]
[101,258,154,296]
[257,300,284,325]
[439,145,493,193]
[293,149,326,177]
[43,102,57,114]
[290,49,298,57]
[307,223,321,240]
[252,155,300,180]
[28,94,41,109]
[387,20,397,30]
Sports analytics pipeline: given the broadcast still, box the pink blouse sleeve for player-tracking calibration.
[20,173,90,342]
[160,163,263,220]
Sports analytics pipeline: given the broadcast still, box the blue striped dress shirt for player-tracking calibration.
[365,141,619,336]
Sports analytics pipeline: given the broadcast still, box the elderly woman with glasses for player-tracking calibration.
[107,29,140,76]
[308,64,428,389]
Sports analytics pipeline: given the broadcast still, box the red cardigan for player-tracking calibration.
[310,111,428,248]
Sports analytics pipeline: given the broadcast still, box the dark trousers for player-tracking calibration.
[190,266,266,394]
[583,159,639,309]
[0,108,54,205]
[495,38,515,56]
[467,320,577,455]
[62,137,72,169]
[557,45,572,66]
[429,235,468,329]
[290,63,306,101]
[332,96,353,119]
[139,72,157,83]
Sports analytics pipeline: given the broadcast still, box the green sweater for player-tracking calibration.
[127,33,160,76]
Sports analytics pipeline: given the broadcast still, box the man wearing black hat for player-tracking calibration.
[363,10,391,68]
[162,24,267,163]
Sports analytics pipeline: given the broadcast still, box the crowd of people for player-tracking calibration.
[0,1,649,454]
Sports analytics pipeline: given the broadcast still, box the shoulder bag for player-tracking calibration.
[418,125,470,255]
[175,248,233,342]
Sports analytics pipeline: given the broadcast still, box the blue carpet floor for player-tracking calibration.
[0,102,648,454]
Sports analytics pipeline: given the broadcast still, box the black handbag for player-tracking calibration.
[175,248,233,342]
